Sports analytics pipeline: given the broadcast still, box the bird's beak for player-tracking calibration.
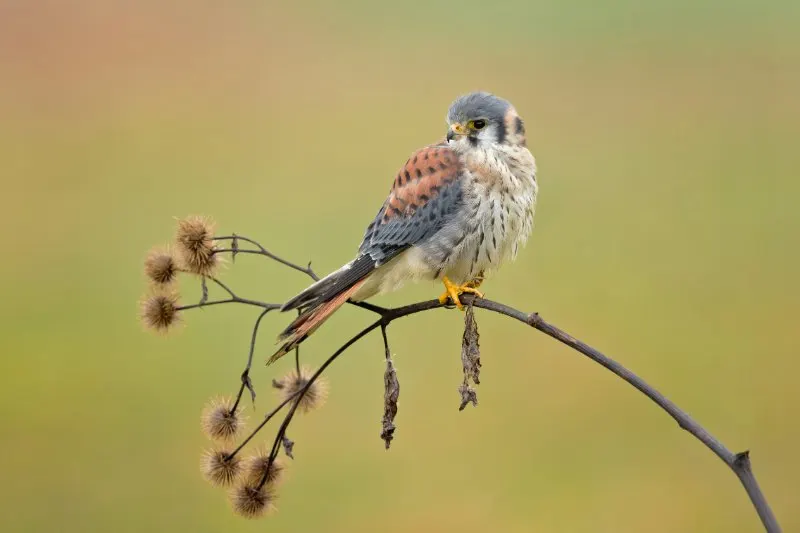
[447,123,466,142]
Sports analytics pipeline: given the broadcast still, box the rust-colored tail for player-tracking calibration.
[268,279,366,365]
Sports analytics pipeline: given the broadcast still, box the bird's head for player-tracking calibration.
[446,92,526,150]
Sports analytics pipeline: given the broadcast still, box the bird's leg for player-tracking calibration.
[464,271,485,290]
[438,275,484,310]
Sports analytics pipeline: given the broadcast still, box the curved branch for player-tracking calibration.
[211,234,390,317]
[177,298,277,311]
[214,235,319,280]
[348,296,778,532]
[469,298,778,531]
[264,320,384,473]
[232,308,274,411]
[269,296,779,530]
[176,276,281,311]
[176,231,779,529]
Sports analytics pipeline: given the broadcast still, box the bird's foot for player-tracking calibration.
[464,273,484,290]
[438,276,484,310]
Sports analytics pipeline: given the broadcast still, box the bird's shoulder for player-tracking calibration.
[357,143,466,259]
[381,142,465,222]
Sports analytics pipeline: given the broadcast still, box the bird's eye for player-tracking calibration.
[471,119,487,130]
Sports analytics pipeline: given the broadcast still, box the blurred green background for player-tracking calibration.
[1,1,798,531]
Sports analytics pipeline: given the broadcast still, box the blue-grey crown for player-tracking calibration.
[447,92,511,124]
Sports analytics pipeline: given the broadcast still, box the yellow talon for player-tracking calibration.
[437,275,484,310]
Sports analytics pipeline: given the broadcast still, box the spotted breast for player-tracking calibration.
[410,142,537,286]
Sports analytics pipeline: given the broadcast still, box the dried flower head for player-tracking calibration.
[175,216,219,275]
[140,289,180,332]
[281,435,294,459]
[201,448,242,487]
[229,483,276,519]
[273,366,328,413]
[144,246,178,285]
[244,450,284,487]
[201,397,243,442]
[458,382,478,411]
[461,304,481,385]
[381,358,400,449]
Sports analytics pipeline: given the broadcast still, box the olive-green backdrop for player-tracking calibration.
[1,1,798,532]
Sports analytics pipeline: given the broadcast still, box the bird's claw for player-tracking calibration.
[438,276,484,310]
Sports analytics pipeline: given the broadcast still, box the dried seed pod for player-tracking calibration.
[273,366,328,414]
[243,450,284,486]
[144,246,178,285]
[381,358,400,449]
[458,383,478,411]
[175,215,219,276]
[201,448,242,487]
[461,304,481,385]
[201,397,243,442]
[229,483,276,519]
[140,289,180,332]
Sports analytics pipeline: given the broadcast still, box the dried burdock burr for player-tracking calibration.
[140,289,180,332]
[201,396,243,442]
[273,366,328,414]
[144,246,178,285]
[229,483,276,519]
[243,450,284,486]
[201,448,242,487]
[175,215,219,276]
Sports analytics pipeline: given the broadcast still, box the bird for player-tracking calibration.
[268,91,537,364]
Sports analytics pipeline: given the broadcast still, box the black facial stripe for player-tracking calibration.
[468,135,478,147]
[495,121,507,145]
[515,116,525,135]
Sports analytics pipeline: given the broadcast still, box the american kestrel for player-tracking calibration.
[270,92,537,363]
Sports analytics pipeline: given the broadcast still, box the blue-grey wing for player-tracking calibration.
[359,144,465,264]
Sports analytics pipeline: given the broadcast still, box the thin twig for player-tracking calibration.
[214,236,319,280]
[176,276,281,311]
[263,320,385,481]
[212,235,388,317]
[227,388,304,459]
[177,299,277,311]
[380,324,391,359]
[349,300,390,315]
[232,308,274,411]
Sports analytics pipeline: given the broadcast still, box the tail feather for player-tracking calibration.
[268,278,366,365]
[282,255,378,313]
[281,263,351,312]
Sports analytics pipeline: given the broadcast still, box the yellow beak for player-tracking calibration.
[447,122,466,141]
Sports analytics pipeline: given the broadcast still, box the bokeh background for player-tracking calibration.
[1,1,798,532]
